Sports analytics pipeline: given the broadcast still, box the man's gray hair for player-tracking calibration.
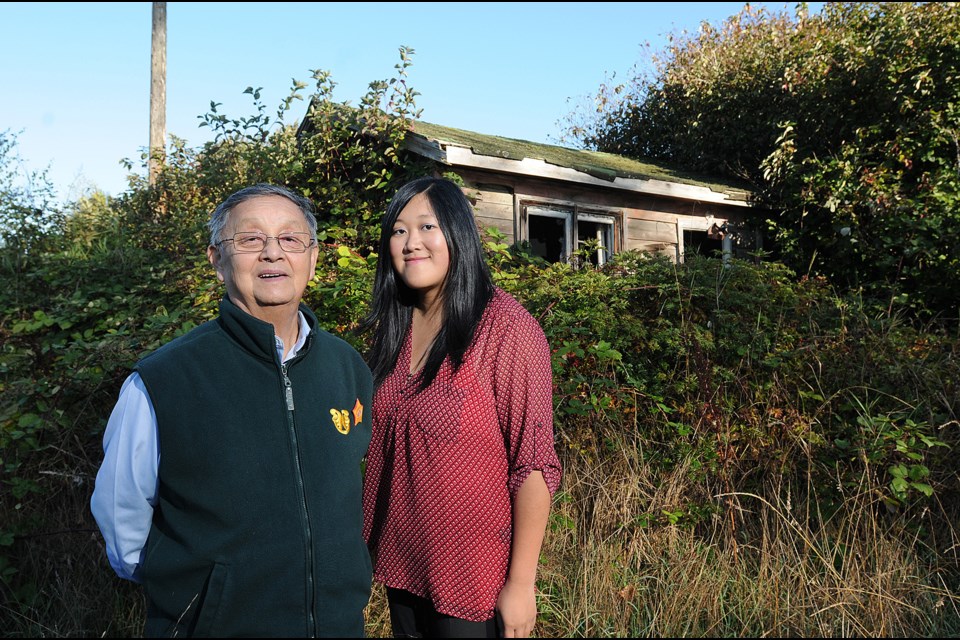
[208,183,318,247]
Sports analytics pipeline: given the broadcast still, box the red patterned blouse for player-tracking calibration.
[361,287,563,622]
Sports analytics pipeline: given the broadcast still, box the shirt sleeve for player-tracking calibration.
[90,372,159,583]
[491,306,563,499]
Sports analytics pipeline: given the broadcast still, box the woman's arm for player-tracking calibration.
[496,470,551,638]
[490,298,563,637]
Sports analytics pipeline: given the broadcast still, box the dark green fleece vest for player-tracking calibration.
[135,296,372,638]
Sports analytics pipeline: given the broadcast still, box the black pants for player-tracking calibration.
[386,587,501,638]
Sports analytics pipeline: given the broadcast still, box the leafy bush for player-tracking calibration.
[564,1,960,319]
[494,248,959,526]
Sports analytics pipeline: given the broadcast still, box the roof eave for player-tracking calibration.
[410,136,754,208]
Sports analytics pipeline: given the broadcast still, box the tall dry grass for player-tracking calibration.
[8,401,955,637]
[526,419,960,638]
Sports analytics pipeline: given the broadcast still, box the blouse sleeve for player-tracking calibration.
[491,304,563,500]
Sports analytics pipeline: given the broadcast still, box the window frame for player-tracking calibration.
[520,198,621,266]
[677,215,731,262]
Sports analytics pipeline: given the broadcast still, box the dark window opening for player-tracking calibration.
[528,215,566,263]
[683,230,722,258]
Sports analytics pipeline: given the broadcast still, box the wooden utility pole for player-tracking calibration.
[149,2,166,187]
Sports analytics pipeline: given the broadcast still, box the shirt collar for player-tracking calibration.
[275,311,311,363]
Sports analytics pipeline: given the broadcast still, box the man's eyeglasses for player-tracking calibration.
[218,231,316,253]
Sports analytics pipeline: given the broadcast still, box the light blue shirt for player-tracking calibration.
[90,313,311,582]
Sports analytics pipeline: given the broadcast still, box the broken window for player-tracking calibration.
[524,204,618,266]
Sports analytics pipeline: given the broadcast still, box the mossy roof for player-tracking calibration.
[410,120,753,202]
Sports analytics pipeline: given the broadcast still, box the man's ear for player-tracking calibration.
[309,244,319,277]
[207,245,226,283]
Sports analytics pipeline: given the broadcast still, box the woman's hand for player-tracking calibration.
[496,577,537,638]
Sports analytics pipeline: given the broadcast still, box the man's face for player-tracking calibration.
[207,194,318,322]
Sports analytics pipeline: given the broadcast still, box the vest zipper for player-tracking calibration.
[281,362,316,635]
[283,366,295,410]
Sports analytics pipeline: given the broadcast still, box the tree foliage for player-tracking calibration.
[0,130,63,303]
[565,1,960,318]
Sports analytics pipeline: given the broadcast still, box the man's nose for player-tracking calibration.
[260,236,286,258]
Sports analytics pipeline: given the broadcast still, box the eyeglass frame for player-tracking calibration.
[216,231,317,254]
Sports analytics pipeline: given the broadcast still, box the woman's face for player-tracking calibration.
[389,192,451,303]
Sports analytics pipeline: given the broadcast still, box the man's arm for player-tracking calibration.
[90,372,159,582]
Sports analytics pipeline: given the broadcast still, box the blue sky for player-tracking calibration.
[1,2,823,202]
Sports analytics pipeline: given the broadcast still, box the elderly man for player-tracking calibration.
[91,184,373,637]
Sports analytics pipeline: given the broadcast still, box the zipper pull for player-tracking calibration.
[282,365,295,411]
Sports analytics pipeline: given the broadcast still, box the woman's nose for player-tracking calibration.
[404,230,422,251]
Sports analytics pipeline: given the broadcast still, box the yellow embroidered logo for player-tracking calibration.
[330,399,363,435]
[330,408,350,435]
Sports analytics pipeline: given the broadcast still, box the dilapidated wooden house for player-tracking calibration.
[404,121,761,265]
[298,109,762,264]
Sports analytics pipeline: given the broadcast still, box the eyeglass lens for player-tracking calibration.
[228,232,313,252]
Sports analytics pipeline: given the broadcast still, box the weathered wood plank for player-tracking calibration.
[626,218,677,244]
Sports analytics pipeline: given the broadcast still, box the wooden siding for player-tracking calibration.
[464,185,515,242]
[625,218,677,246]
[445,167,754,262]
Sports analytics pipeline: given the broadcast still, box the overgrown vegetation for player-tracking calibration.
[3,25,960,638]
[564,1,960,319]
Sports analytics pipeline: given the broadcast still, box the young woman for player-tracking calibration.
[361,176,562,638]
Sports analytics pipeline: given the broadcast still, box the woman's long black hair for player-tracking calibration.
[361,176,495,391]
